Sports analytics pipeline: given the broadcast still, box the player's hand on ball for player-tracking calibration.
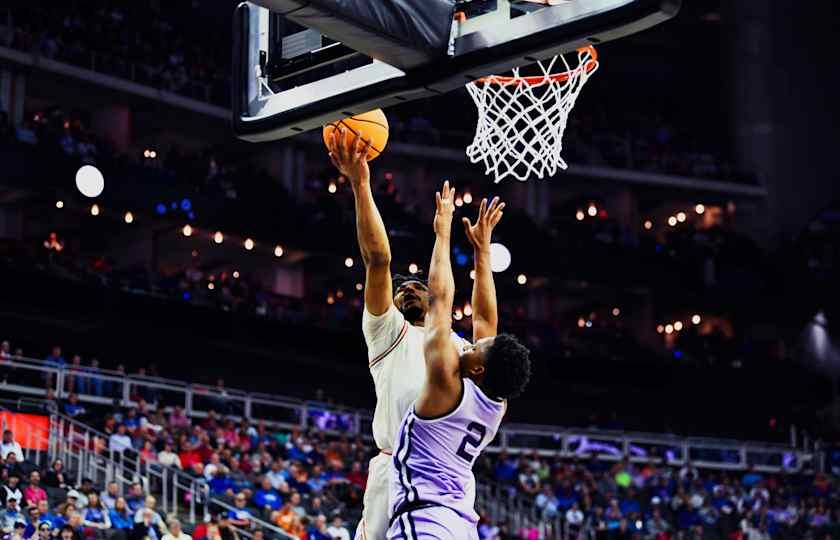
[463,196,505,250]
[327,127,371,186]
[434,180,456,237]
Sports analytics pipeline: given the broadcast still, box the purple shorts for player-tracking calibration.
[387,505,478,540]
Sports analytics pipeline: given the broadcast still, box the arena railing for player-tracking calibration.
[0,354,818,475]
[206,497,297,540]
[49,412,210,525]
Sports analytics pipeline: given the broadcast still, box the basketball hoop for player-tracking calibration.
[466,46,598,183]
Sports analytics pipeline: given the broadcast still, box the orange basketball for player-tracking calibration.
[323,109,389,161]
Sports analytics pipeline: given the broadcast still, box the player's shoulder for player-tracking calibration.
[464,378,506,409]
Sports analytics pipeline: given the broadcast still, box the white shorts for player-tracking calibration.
[354,451,392,540]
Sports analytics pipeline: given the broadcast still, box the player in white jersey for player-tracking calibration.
[387,181,531,540]
[327,129,503,540]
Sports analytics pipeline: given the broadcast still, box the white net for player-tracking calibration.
[465,47,599,183]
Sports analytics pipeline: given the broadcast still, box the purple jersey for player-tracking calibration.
[390,378,505,527]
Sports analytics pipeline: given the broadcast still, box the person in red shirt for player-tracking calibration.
[23,471,47,508]
[347,461,366,492]
[178,441,203,470]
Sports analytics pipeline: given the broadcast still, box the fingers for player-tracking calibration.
[328,152,340,171]
[478,198,488,220]
[489,201,506,225]
[462,217,477,245]
[435,191,442,210]
[332,127,347,164]
[353,130,369,162]
[341,126,356,161]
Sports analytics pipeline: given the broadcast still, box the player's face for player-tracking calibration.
[459,336,494,380]
[393,280,429,323]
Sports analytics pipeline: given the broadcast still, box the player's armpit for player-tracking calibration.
[416,328,462,418]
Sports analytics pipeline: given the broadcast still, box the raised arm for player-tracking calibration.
[463,197,505,341]
[328,128,392,315]
[416,181,462,418]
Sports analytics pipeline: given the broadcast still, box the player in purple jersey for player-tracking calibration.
[387,182,531,540]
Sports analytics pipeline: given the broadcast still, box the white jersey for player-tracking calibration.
[363,304,471,452]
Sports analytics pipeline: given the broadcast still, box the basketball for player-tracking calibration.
[323,109,389,161]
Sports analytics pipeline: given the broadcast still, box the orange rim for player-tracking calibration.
[475,46,598,86]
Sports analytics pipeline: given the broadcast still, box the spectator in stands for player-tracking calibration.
[518,464,541,496]
[81,493,111,539]
[3,520,26,540]
[35,500,57,529]
[215,515,238,540]
[157,442,181,470]
[645,505,670,539]
[58,524,81,540]
[131,507,165,540]
[535,484,559,519]
[307,515,330,540]
[0,474,22,507]
[75,479,95,509]
[566,502,585,537]
[177,442,201,471]
[0,434,22,464]
[168,407,190,431]
[59,491,82,516]
[132,497,162,530]
[34,520,53,540]
[22,471,46,508]
[226,494,252,529]
[139,441,157,464]
[124,485,144,515]
[62,394,86,419]
[108,425,132,454]
[43,460,71,490]
[264,461,287,493]
[161,519,190,540]
[203,454,222,482]
[43,346,64,389]
[326,516,350,540]
[253,477,281,517]
[108,497,133,540]
[22,505,39,538]
[100,483,119,511]
[0,457,22,484]
[0,497,24,534]
[208,468,233,497]
[86,359,104,397]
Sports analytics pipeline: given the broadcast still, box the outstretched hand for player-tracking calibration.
[434,180,456,237]
[462,196,505,250]
[327,126,371,186]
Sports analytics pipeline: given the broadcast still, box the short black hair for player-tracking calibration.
[392,273,428,290]
[483,333,531,399]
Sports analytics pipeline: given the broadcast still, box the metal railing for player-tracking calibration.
[207,497,297,540]
[50,413,209,525]
[0,354,818,476]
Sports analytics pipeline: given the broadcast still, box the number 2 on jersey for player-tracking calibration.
[456,421,487,463]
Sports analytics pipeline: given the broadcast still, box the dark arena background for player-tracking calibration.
[1,1,840,539]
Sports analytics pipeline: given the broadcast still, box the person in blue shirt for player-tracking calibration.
[82,493,111,538]
[253,478,282,516]
[208,469,234,496]
[62,394,86,419]
[307,515,332,540]
[227,494,252,528]
[493,451,517,484]
[109,497,134,536]
[306,465,327,494]
[35,501,57,530]
[122,409,140,431]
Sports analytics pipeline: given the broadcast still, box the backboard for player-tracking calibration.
[233,0,681,143]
